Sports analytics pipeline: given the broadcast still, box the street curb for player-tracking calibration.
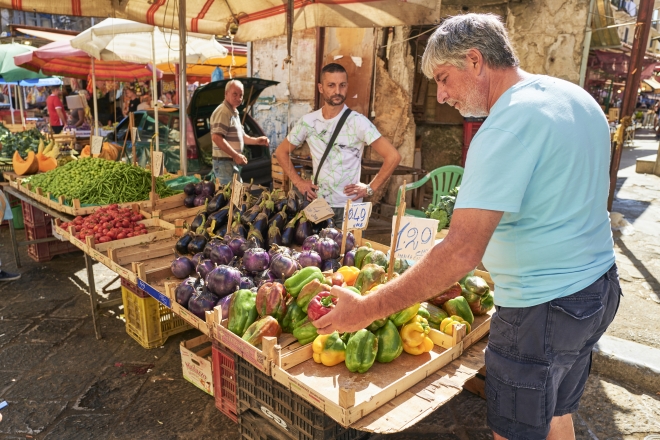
[592,335,660,392]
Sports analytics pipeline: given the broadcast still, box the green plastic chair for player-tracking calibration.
[396,165,464,218]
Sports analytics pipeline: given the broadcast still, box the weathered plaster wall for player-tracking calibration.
[506,0,589,83]
[250,29,317,153]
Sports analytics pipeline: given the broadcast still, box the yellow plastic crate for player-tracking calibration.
[121,286,191,349]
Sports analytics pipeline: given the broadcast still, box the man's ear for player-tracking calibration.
[317,82,323,94]
[466,49,483,73]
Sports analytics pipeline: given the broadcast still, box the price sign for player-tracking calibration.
[91,135,103,155]
[231,175,243,208]
[152,151,164,177]
[131,127,139,143]
[391,216,439,261]
[346,202,372,230]
[303,198,334,224]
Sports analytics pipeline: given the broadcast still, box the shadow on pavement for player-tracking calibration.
[614,238,660,289]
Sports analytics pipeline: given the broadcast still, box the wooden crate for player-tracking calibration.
[462,365,486,399]
[150,192,202,224]
[17,179,152,216]
[164,281,212,335]
[271,156,289,190]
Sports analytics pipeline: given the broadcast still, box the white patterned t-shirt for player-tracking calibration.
[287,105,381,207]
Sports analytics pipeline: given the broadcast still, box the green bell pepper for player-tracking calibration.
[227,289,258,336]
[292,316,318,345]
[345,286,361,295]
[354,264,386,294]
[367,318,388,333]
[281,299,307,333]
[420,302,449,330]
[442,296,474,324]
[389,303,421,327]
[345,329,378,374]
[468,291,494,316]
[284,266,326,297]
[374,320,403,363]
[354,243,373,269]
[362,250,388,270]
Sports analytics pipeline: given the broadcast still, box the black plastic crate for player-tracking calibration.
[236,357,369,440]
[239,409,290,440]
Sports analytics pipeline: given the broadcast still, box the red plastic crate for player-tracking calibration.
[25,223,78,262]
[212,340,238,423]
[21,201,52,227]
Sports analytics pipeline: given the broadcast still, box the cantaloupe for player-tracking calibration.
[12,150,39,176]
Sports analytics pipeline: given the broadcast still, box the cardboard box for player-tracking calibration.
[181,335,214,396]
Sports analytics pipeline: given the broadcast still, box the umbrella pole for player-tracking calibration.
[179,0,188,176]
[18,86,26,129]
[152,32,159,152]
[8,85,14,125]
[91,57,99,136]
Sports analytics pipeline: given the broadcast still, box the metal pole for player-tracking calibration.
[85,253,102,339]
[8,215,21,268]
[91,57,99,136]
[609,0,655,210]
[579,0,597,88]
[152,31,159,152]
[7,83,14,125]
[179,0,188,175]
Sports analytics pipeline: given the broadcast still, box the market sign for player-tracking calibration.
[391,216,439,261]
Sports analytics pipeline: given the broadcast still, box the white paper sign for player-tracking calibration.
[131,127,138,143]
[391,216,439,261]
[152,151,164,177]
[346,202,372,230]
[91,135,103,155]
[303,198,334,224]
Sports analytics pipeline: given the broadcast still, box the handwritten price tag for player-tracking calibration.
[231,174,243,208]
[303,198,334,224]
[346,202,372,230]
[152,151,164,177]
[391,216,439,261]
[131,127,139,143]
[91,135,103,155]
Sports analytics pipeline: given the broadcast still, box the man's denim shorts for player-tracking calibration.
[212,158,241,185]
[485,264,622,440]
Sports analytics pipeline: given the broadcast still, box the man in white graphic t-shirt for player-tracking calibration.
[275,63,401,225]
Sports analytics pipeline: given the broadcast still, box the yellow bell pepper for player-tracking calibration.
[440,315,471,335]
[403,336,434,355]
[312,332,346,366]
[337,266,360,286]
[400,315,433,355]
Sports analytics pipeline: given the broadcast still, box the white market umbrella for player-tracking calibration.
[71,18,227,169]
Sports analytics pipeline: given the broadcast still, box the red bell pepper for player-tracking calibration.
[307,291,337,321]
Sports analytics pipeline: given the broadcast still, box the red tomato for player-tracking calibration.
[107,231,117,239]
[126,233,134,238]
[116,233,126,240]
[75,225,83,232]
[131,215,143,222]
[98,236,111,243]
[121,220,130,228]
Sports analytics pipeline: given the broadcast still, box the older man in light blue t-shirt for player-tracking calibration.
[312,13,620,440]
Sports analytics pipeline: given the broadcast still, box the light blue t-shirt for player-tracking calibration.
[455,75,615,308]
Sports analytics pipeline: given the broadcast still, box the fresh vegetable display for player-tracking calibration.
[423,186,459,231]
[345,329,378,374]
[241,316,282,346]
[440,315,471,335]
[21,158,178,205]
[0,127,46,159]
[374,320,404,363]
[461,275,494,316]
[442,296,475,325]
[400,315,433,355]
[227,289,258,336]
[58,205,147,243]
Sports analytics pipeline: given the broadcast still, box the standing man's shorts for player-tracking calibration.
[213,158,242,185]
[486,264,622,440]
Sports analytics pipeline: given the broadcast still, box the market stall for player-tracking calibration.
[2,158,491,436]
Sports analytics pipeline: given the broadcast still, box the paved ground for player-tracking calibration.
[0,135,659,439]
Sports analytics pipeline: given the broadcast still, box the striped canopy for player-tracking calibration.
[13,40,162,81]
[0,0,441,42]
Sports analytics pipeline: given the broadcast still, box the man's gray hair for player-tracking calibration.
[421,13,519,78]
[225,79,244,97]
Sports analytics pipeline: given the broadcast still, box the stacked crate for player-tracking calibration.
[21,201,77,262]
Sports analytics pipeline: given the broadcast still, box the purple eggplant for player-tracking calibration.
[184,195,196,208]
[239,277,255,290]
[247,225,264,249]
[196,259,216,281]
[187,233,208,255]
[192,252,204,267]
[319,226,341,241]
[207,192,227,213]
[204,238,223,259]
[190,213,206,231]
[268,208,288,231]
[208,242,234,266]
[267,223,282,248]
[343,249,356,267]
[206,206,229,229]
[217,293,233,320]
[332,230,355,253]
[313,237,340,261]
[175,232,194,255]
[225,234,247,258]
[321,258,341,272]
[171,256,195,279]
[200,181,216,197]
[296,250,322,268]
[244,245,270,273]
[286,189,298,214]
[184,183,196,196]
[269,252,299,279]
[188,286,219,319]
[295,213,312,246]
[175,277,197,306]
[302,234,320,251]
[281,212,300,246]
[207,265,242,297]
[253,212,269,237]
